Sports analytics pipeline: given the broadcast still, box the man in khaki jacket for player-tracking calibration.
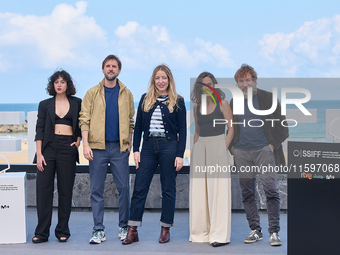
[79,54,134,244]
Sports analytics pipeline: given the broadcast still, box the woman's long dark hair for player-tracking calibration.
[190,72,225,104]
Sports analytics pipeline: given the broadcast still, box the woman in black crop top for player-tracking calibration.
[33,70,82,243]
[189,72,234,247]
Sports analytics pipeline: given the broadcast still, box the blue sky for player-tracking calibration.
[1,0,340,103]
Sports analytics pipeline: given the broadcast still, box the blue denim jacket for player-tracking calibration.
[133,93,187,158]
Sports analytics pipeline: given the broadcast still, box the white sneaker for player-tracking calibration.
[119,227,128,241]
[244,229,263,243]
[89,230,106,244]
[269,232,282,246]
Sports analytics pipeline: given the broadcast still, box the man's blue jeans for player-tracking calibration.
[129,137,178,227]
[89,141,130,230]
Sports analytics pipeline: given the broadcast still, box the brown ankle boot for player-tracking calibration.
[122,226,139,245]
[159,226,170,243]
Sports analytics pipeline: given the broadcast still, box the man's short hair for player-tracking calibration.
[234,64,257,82]
[102,54,122,70]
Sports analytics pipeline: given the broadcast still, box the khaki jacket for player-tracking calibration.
[79,79,134,152]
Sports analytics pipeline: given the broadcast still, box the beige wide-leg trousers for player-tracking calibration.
[189,134,231,244]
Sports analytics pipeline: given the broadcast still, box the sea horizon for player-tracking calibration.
[0,99,339,111]
[0,100,339,140]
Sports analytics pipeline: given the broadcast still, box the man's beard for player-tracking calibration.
[243,85,257,99]
[105,73,118,81]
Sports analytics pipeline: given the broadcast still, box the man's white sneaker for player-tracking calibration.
[244,229,263,243]
[89,230,106,244]
[270,232,282,246]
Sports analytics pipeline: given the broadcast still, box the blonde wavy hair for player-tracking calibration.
[142,64,179,113]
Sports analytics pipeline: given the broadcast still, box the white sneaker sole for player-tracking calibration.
[89,237,106,244]
[270,241,282,246]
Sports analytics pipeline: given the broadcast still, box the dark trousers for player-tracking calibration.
[35,135,77,240]
[233,145,280,233]
[129,137,177,227]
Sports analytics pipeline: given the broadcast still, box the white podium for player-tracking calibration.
[0,172,27,244]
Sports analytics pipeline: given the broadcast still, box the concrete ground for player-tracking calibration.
[1,208,287,255]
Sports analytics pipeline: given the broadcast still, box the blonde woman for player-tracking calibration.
[189,72,234,247]
[122,65,187,245]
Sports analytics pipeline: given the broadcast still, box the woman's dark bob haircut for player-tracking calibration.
[46,69,76,96]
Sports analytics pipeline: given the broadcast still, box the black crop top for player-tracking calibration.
[197,103,225,137]
[55,107,72,126]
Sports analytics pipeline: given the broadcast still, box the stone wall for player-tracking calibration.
[0,121,27,133]
[26,173,287,210]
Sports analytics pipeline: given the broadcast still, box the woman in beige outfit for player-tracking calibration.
[189,72,234,247]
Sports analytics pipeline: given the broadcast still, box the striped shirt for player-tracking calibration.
[149,95,168,137]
